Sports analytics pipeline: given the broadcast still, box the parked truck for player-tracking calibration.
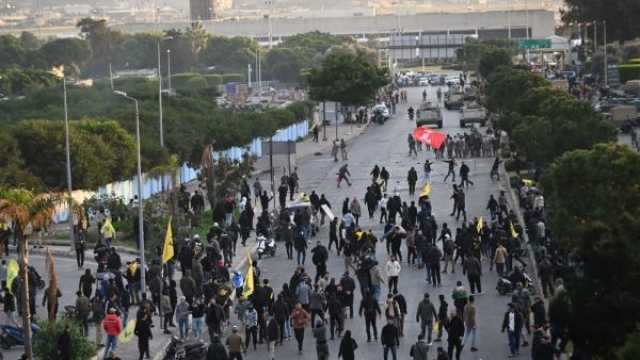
[460,103,487,128]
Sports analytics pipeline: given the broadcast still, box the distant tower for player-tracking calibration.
[190,0,215,20]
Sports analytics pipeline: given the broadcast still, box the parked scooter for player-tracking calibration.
[0,323,40,350]
[496,270,534,296]
[256,235,276,259]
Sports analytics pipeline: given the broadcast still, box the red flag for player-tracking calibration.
[413,127,446,149]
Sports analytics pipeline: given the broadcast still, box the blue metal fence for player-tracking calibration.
[53,120,309,222]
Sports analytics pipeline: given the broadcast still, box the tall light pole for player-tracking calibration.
[167,49,172,93]
[265,0,273,49]
[62,74,75,252]
[157,36,172,148]
[603,20,608,87]
[114,90,146,292]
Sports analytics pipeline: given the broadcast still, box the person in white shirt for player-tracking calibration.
[379,194,388,224]
[386,257,402,293]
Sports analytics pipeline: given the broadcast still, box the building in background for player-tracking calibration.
[190,0,215,20]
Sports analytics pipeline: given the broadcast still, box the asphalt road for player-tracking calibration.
[244,85,524,360]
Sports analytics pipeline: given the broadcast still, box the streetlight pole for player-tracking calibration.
[603,20,608,87]
[157,40,165,148]
[167,49,172,93]
[63,75,75,252]
[335,102,339,140]
[114,90,146,292]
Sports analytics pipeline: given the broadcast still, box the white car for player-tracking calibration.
[373,104,390,120]
[418,77,430,86]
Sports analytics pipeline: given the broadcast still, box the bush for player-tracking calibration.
[203,74,223,86]
[504,159,522,172]
[222,73,245,83]
[619,64,640,83]
[34,319,97,360]
[170,73,203,89]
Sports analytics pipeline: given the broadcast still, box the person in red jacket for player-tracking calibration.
[103,308,122,359]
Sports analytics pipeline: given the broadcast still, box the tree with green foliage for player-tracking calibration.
[9,119,136,190]
[39,38,91,75]
[200,36,258,73]
[0,67,59,96]
[485,67,550,117]
[265,48,303,83]
[542,144,640,357]
[456,38,518,69]
[562,0,640,43]
[307,50,388,107]
[76,18,125,75]
[477,47,513,79]
[618,332,640,360]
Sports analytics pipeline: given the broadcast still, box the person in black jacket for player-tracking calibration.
[207,335,229,360]
[501,302,523,357]
[381,320,400,360]
[338,330,358,360]
[57,325,72,360]
[359,291,381,342]
[392,289,407,337]
[135,308,153,360]
[266,315,280,360]
[447,311,465,360]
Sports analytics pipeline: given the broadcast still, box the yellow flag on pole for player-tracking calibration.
[243,253,254,299]
[476,217,484,233]
[510,221,519,238]
[419,183,432,198]
[119,319,136,343]
[162,217,174,263]
[6,259,18,294]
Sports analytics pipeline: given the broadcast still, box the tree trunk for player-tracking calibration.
[18,229,33,360]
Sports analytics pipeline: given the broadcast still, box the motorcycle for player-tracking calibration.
[163,337,207,360]
[0,323,40,350]
[256,235,276,259]
[408,107,415,121]
[496,271,533,296]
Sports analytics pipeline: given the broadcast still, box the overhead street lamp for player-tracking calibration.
[113,90,147,292]
[157,36,173,148]
[62,74,75,252]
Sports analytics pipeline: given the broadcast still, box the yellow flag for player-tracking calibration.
[242,253,254,299]
[511,222,519,238]
[162,218,174,263]
[6,259,18,293]
[419,183,432,198]
[119,319,136,343]
[476,217,484,233]
[101,217,115,238]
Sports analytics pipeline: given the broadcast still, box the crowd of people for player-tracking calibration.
[0,83,574,360]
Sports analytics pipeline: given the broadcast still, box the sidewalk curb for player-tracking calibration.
[499,164,544,297]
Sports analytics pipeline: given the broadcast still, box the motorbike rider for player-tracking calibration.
[408,106,415,120]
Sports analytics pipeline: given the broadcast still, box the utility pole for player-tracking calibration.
[167,50,172,93]
[335,102,339,140]
[63,75,75,253]
[603,20,608,87]
[269,137,275,208]
[157,39,164,148]
[248,63,252,88]
[322,101,327,141]
[109,63,114,91]
[593,21,597,55]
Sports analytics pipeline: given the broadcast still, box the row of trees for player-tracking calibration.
[0,20,365,90]
[0,76,313,191]
[479,47,640,357]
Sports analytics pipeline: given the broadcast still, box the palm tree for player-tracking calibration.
[0,188,57,360]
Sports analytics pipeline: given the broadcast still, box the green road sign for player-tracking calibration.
[519,39,552,49]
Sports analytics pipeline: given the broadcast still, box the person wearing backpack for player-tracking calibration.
[311,241,329,283]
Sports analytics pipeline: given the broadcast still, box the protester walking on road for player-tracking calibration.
[462,295,478,352]
[313,319,330,360]
[103,308,122,359]
[459,161,474,188]
[416,293,438,344]
[337,164,352,188]
[338,330,358,360]
[410,334,430,360]
[407,167,418,196]
[381,319,400,360]
[292,303,310,353]
[446,311,465,360]
[502,302,524,358]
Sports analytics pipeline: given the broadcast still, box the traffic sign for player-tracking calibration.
[519,39,552,50]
